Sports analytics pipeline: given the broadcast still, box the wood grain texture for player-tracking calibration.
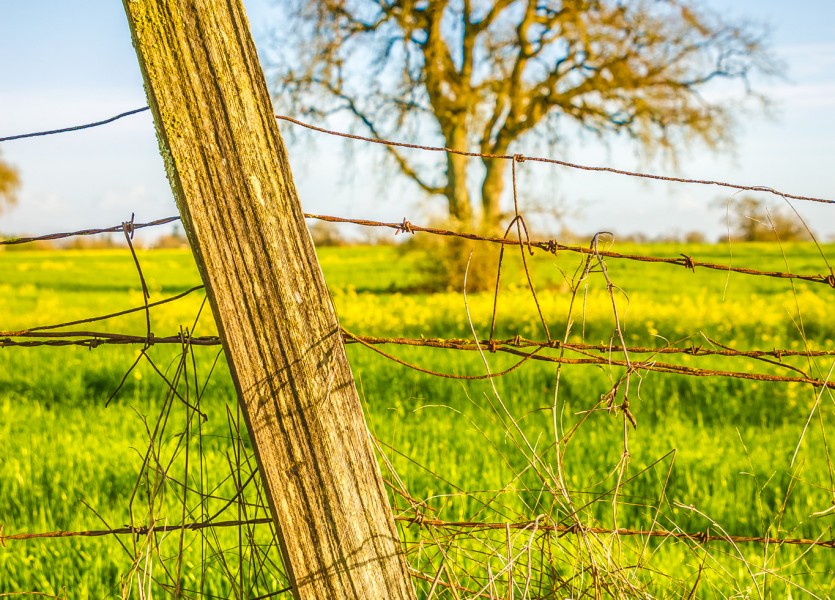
[121,1,416,597]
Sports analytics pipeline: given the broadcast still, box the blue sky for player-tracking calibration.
[1,1,833,242]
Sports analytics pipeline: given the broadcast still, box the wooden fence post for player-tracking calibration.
[121,1,415,598]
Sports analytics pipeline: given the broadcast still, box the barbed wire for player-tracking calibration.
[275,115,835,207]
[4,213,834,288]
[0,215,181,246]
[343,330,835,389]
[396,516,835,550]
[0,332,218,349]
[0,518,271,544]
[0,107,150,143]
[3,328,833,389]
[1,105,831,205]
[5,328,835,360]
[4,515,832,550]
[311,214,835,287]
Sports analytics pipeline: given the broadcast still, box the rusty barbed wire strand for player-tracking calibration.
[4,330,834,385]
[6,330,835,359]
[0,215,181,246]
[0,518,271,544]
[4,516,833,550]
[343,328,541,380]
[351,335,835,388]
[0,107,150,143]
[307,215,835,288]
[0,333,220,349]
[395,516,835,549]
[275,115,835,207]
[347,334,835,360]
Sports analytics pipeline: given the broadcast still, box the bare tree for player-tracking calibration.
[270,0,776,229]
[0,151,20,214]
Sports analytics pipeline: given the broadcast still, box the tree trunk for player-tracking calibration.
[121,1,416,598]
[445,126,472,224]
[481,156,507,229]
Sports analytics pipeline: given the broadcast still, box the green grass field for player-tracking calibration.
[1,240,834,598]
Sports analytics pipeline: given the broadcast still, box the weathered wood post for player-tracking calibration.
[121,1,415,598]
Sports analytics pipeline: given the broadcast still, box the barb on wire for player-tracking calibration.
[0,107,151,143]
[277,114,835,206]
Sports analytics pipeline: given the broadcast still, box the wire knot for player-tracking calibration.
[487,339,499,353]
[680,254,696,272]
[546,239,558,254]
[396,218,414,235]
[826,273,835,288]
[513,153,526,163]
[560,522,584,537]
[121,213,136,239]
[410,510,426,527]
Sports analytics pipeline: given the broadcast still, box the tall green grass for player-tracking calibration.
[1,242,834,597]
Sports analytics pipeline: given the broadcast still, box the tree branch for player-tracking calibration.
[333,86,445,196]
